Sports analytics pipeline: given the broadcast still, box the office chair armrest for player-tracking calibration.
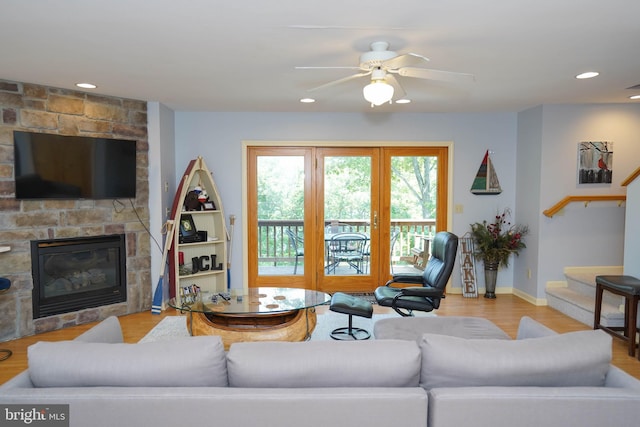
[398,286,443,298]
[386,274,423,286]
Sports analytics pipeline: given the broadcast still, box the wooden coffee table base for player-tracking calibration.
[189,307,318,349]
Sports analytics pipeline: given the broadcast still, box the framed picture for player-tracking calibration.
[578,141,613,184]
[203,201,216,210]
[179,214,197,238]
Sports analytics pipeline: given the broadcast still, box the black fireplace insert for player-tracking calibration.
[31,234,127,318]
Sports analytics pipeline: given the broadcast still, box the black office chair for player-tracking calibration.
[374,231,458,316]
[285,228,304,275]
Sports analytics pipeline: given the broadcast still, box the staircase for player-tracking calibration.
[546,266,625,328]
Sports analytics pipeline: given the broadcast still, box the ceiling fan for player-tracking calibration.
[297,41,475,107]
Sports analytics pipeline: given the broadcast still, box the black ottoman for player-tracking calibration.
[329,292,373,340]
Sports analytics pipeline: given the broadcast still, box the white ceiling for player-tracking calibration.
[1,0,639,113]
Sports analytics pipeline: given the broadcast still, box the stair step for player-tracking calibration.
[546,286,623,328]
[564,271,624,306]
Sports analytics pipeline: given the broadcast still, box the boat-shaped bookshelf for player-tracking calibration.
[168,157,228,300]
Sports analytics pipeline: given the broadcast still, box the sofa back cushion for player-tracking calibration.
[420,330,612,389]
[516,316,557,340]
[28,336,228,387]
[227,339,421,387]
[73,316,124,343]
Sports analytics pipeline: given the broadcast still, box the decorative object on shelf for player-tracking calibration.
[578,141,613,184]
[179,214,198,242]
[470,150,502,195]
[180,284,201,305]
[184,190,202,211]
[168,156,228,301]
[191,254,223,274]
[458,235,478,298]
[470,208,528,298]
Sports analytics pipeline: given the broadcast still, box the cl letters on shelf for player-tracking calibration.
[191,254,223,274]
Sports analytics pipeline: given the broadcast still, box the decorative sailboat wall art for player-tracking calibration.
[470,150,502,195]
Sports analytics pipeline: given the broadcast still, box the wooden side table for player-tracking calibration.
[594,275,640,359]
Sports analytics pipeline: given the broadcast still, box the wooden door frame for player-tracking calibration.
[242,141,454,290]
[246,147,315,288]
[315,147,380,293]
[378,146,450,281]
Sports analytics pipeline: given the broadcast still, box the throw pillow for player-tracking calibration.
[28,336,228,387]
[420,330,611,389]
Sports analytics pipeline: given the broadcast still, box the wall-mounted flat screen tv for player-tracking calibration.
[14,131,137,200]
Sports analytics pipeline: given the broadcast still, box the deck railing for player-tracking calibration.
[258,219,436,265]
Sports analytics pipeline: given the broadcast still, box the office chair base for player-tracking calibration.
[331,326,370,341]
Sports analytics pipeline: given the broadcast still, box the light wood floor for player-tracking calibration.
[1,294,639,385]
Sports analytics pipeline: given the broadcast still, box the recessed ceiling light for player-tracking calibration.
[300,98,315,103]
[575,72,599,79]
[76,82,97,89]
[630,95,640,100]
[395,99,411,104]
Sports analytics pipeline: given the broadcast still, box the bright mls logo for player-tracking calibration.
[1,405,69,426]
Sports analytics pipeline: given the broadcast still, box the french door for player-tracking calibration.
[246,144,448,293]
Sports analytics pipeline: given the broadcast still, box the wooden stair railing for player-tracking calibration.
[621,166,640,187]
[543,195,626,218]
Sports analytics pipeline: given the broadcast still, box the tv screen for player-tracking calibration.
[14,131,137,200]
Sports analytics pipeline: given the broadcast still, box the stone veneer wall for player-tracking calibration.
[0,79,151,340]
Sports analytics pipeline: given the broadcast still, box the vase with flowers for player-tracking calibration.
[470,208,528,298]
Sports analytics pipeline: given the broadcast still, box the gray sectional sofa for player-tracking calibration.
[1,315,639,427]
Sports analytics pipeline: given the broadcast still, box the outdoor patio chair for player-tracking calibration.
[326,232,367,274]
[285,229,304,275]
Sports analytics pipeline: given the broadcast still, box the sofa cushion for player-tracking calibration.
[227,339,421,387]
[516,316,557,340]
[74,316,124,343]
[28,336,228,387]
[419,330,612,389]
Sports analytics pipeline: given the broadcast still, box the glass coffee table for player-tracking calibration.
[168,287,330,349]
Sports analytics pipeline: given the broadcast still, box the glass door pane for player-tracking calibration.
[323,155,371,276]
[247,147,314,289]
[317,148,379,293]
[389,155,438,275]
[256,155,306,276]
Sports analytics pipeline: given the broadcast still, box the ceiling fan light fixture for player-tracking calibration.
[363,80,394,106]
[75,82,97,89]
[575,71,599,79]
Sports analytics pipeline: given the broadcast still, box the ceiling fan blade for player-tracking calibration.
[307,71,372,92]
[382,53,429,70]
[385,74,406,99]
[295,66,361,70]
[398,67,475,83]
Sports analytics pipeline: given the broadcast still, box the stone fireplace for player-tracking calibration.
[31,235,127,319]
[0,79,151,340]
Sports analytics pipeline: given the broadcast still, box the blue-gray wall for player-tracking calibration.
[148,105,640,302]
